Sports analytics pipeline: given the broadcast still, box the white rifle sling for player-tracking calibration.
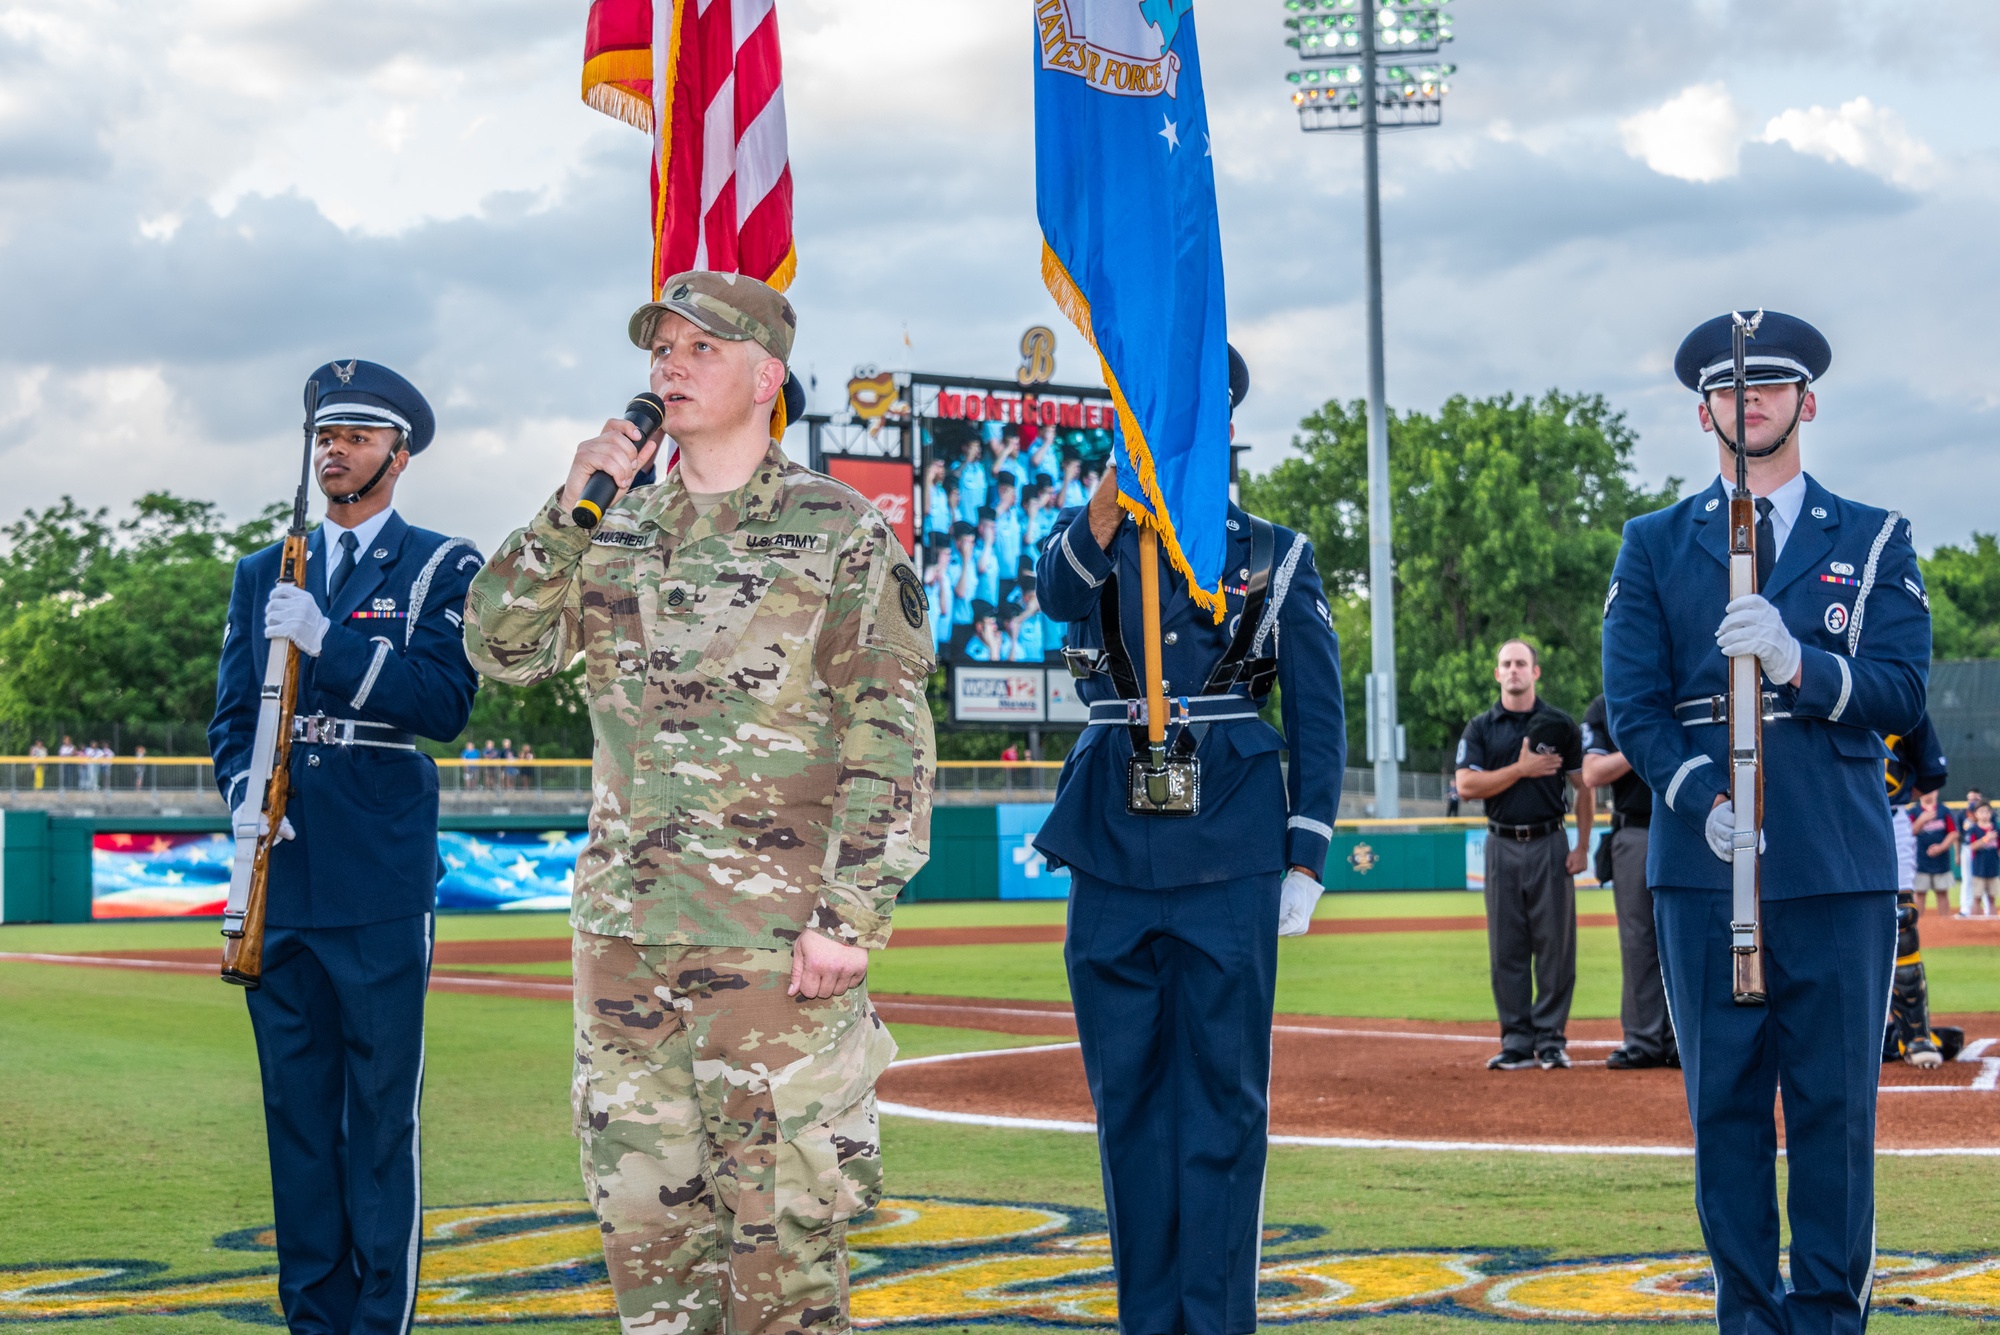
[224,636,291,929]
[1727,545,1761,954]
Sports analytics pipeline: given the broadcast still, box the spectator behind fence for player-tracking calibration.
[1969,805,1998,916]
[501,737,518,791]
[1454,639,1593,1073]
[1582,694,1677,1070]
[1910,788,1958,916]
[29,740,47,790]
[481,738,499,790]
[1958,786,1987,917]
[132,744,148,791]
[58,736,75,789]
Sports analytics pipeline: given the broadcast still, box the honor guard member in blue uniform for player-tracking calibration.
[1603,312,1928,1335]
[209,360,483,1335]
[1033,348,1345,1335]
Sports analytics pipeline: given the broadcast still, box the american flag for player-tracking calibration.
[583,0,796,297]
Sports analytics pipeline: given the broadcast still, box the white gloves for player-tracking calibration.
[1704,800,1764,863]
[1278,869,1323,937]
[233,798,296,844]
[266,583,331,657]
[1716,595,1801,687]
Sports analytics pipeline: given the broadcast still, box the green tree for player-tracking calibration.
[1241,392,1678,765]
[0,495,285,739]
[1923,534,2000,661]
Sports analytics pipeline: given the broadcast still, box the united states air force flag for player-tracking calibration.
[1035,0,1231,621]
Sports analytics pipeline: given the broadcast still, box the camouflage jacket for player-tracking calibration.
[463,444,935,950]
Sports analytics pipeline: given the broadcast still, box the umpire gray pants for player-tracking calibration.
[1609,825,1675,1060]
[1484,829,1576,1055]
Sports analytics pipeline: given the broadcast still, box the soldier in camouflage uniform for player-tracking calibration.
[462,271,935,1335]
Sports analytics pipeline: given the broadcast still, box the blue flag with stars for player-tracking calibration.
[1034,0,1230,620]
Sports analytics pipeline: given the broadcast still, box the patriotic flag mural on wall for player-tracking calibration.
[583,0,796,297]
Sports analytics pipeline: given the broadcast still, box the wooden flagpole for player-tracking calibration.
[1139,526,1168,752]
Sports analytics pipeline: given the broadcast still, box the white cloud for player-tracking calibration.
[1618,82,1746,182]
[1761,96,1937,189]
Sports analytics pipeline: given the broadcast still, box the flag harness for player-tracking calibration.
[1066,515,1279,816]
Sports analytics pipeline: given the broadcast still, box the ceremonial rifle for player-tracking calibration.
[1727,312,1768,1006]
[220,380,318,989]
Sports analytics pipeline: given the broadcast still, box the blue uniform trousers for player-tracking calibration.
[244,914,433,1335]
[1655,889,1896,1335]
[1065,870,1280,1335]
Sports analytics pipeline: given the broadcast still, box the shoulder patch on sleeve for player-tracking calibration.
[859,528,935,672]
[1904,575,1930,610]
[1603,580,1619,618]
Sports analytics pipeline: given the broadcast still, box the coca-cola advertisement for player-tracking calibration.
[823,457,915,554]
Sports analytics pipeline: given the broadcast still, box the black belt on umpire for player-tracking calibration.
[1487,817,1566,842]
[291,713,417,750]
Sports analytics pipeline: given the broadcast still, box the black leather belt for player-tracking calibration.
[292,714,417,750]
[1488,818,1566,842]
[1675,693,1791,725]
[1611,811,1651,831]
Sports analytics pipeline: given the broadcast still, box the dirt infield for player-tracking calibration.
[8,945,1996,1151]
[873,996,2000,1152]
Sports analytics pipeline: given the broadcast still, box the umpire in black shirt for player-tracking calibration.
[1455,640,1593,1070]
[1581,694,1678,1070]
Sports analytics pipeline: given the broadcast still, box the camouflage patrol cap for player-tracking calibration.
[629,270,797,363]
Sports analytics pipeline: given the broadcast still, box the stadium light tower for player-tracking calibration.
[1283,0,1456,818]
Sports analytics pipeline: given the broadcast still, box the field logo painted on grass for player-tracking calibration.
[3,1198,1998,1324]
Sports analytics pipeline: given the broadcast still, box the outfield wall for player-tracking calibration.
[0,808,1587,922]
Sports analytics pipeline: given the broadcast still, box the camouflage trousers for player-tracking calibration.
[573,932,898,1335]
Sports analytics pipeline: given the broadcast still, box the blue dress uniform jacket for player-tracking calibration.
[1032,503,1346,885]
[207,512,481,1335]
[1031,501,1343,1335]
[209,513,484,927]
[1603,474,1928,897]
[1602,471,1928,1335]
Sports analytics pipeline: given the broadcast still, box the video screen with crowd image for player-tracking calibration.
[917,412,1114,667]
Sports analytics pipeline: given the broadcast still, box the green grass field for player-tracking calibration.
[4,900,1999,1332]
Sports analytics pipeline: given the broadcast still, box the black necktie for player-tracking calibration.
[329,531,360,602]
[1754,498,1776,591]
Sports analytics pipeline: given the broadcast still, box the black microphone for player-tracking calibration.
[572,392,666,529]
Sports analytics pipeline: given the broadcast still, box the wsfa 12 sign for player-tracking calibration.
[953,667,1046,723]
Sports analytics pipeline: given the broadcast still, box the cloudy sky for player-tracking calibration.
[2,0,1996,558]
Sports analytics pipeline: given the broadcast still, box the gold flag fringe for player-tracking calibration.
[1040,242,1225,623]
[581,49,655,132]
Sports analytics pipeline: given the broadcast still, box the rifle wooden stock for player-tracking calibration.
[220,528,307,990]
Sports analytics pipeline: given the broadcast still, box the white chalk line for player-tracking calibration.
[877,1101,2000,1158]
[877,999,1625,1048]
[0,951,210,974]
[0,951,575,996]
[890,1042,1081,1069]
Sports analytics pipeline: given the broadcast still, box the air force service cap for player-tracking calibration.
[309,360,435,454]
[629,270,797,363]
[1674,310,1832,394]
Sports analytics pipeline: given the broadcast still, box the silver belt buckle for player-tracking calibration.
[1125,699,1145,726]
[294,713,331,745]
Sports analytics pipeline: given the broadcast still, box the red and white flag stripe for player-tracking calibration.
[653,0,795,294]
